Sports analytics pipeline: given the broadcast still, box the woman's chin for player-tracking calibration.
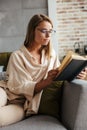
[42,42,49,46]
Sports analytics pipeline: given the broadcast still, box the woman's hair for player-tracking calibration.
[24,14,53,58]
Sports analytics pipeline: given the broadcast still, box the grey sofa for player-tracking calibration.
[0,79,87,130]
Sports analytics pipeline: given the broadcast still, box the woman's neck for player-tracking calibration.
[27,44,42,64]
[28,42,41,53]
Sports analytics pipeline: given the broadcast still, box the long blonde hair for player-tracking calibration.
[24,14,53,59]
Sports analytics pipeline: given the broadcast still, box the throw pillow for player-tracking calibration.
[0,72,7,81]
[38,81,63,119]
[0,66,4,72]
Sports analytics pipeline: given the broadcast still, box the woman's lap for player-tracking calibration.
[0,104,25,127]
[0,87,25,127]
[0,87,7,107]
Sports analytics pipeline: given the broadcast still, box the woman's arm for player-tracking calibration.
[34,69,58,94]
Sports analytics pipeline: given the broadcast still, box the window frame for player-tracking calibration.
[48,0,59,55]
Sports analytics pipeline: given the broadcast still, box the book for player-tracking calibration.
[54,51,87,81]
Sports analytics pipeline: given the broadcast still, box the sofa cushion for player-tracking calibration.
[38,81,63,119]
[0,115,67,130]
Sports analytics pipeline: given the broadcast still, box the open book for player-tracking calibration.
[54,51,87,81]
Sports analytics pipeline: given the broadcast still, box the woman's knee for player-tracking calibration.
[0,104,25,127]
[0,87,7,107]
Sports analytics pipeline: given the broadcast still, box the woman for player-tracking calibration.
[0,14,86,127]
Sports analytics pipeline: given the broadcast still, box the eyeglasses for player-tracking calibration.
[37,28,56,35]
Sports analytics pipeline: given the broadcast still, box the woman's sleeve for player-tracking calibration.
[6,52,36,100]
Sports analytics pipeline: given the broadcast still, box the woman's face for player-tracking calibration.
[34,21,53,47]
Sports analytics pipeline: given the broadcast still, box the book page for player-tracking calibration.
[58,51,73,74]
[58,51,87,75]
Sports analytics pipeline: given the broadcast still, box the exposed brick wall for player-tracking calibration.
[56,0,87,59]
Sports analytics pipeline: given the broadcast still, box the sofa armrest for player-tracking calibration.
[61,79,87,130]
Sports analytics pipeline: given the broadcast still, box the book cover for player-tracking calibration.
[55,51,87,81]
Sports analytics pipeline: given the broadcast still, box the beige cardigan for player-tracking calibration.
[0,45,60,116]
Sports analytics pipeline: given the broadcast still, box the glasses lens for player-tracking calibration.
[37,28,56,35]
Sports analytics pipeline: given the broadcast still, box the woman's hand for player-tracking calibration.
[76,67,87,80]
[34,69,58,94]
[47,69,59,81]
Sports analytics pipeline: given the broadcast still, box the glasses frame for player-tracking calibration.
[37,28,56,35]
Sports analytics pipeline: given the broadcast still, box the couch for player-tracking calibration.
[0,52,87,130]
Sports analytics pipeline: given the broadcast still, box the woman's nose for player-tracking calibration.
[45,32,51,37]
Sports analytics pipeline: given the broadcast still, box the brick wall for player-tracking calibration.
[56,0,87,59]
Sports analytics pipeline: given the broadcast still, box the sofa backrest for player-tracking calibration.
[0,52,12,71]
